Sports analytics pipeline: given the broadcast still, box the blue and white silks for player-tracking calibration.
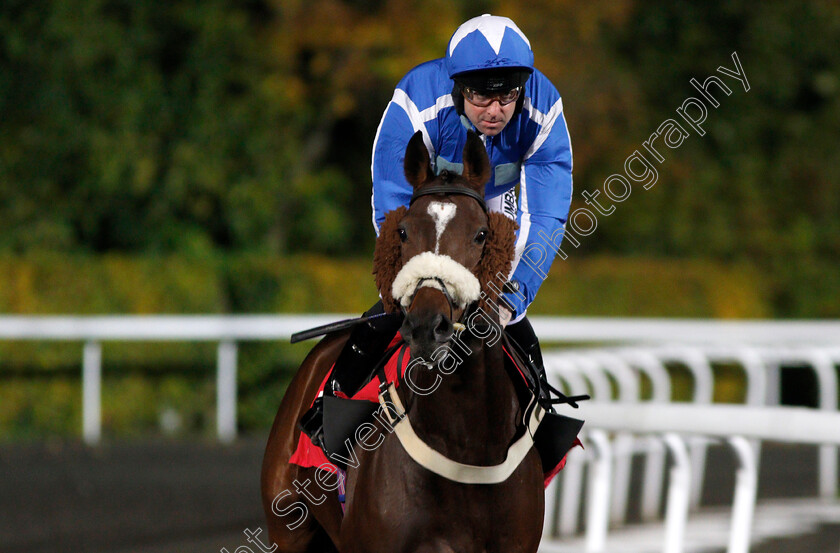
[370,59,573,321]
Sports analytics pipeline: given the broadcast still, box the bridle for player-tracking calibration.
[409,181,488,214]
[403,179,491,326]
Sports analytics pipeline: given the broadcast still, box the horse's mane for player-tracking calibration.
[373,201,518,314]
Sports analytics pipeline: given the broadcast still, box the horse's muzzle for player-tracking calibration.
[401,312,453,347]
[400,287,457,361]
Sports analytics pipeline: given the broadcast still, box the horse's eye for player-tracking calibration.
[398,228,408,243]
[474,229,488,244]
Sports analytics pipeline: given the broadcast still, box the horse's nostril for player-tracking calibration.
[400,317,415,340]
[433,314,453,343]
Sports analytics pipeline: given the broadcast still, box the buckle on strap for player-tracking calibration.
[377,382,407,426]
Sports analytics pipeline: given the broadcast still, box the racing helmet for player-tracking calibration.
[445,15,534,115]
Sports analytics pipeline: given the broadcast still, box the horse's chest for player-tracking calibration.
[343,438,543,553]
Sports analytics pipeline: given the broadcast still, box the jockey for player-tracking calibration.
[301,14,573,448]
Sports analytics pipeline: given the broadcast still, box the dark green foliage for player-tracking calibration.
[602,0,840,315]
[2,0,836,314]
[0,0,346,254]
[0,1,838,437]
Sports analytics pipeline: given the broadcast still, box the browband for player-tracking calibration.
[409,185,488,214]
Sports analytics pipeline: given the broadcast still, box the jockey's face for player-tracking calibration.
[463,93,516,137]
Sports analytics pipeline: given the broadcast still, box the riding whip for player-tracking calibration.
[290,312,398,343]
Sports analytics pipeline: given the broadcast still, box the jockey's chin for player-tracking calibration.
[476,120,506,136]
[464,99,516,137]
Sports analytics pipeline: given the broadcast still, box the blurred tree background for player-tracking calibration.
[1,0,838,437]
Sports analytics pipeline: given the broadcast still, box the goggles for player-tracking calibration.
[461,86,522,107]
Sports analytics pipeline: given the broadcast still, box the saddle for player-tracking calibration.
[295,334,585,486]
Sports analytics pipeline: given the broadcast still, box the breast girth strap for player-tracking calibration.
[378,382,544,484]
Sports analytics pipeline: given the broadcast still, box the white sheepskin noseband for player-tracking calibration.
[392,252,481,310]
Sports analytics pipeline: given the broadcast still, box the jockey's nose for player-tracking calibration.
[485,100,502,116]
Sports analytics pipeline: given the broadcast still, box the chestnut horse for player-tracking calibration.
[262,131,545,553]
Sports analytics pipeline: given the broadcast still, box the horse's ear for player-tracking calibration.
[461,131,490,192]
[403,131,433,189]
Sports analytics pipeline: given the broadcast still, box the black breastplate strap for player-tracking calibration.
[410,185,488,214]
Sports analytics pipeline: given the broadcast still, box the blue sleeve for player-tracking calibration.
[504,102,573,316]
[371,96,419,235]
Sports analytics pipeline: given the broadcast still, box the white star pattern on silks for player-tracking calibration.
[448,14,530,56]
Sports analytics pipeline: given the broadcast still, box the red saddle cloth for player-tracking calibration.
[289,335,408,475]
[288,334,578,486]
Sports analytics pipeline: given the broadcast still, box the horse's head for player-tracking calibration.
[373,131,517,361]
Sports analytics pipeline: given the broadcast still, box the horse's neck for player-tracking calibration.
[405,339,520,465]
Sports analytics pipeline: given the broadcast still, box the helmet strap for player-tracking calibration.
[514,90,526,116]
[451,82,466,117]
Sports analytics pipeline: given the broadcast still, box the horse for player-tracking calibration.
[262,130,546,553]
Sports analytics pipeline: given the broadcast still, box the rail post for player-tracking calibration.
[82,340,102,445]
[217,340,238,443]
[727,436,758,553]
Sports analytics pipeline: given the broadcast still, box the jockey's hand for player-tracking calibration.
[499,306,513,328]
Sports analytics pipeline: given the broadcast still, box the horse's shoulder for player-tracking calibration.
[283,330,352,408]
[299,329,350,374]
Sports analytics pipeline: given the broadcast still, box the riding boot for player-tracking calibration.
[505,316,549,402]
[299,301,403,449]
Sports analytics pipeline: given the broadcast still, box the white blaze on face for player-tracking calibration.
[427,201,457,254]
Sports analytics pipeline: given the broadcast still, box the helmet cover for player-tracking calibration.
[445,14,535,81]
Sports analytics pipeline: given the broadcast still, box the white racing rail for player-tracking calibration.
[541,342,840,553]
[541,403,840,553]
[0,314,353,444]
[0,315,838,552]
[0,315,838,445]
